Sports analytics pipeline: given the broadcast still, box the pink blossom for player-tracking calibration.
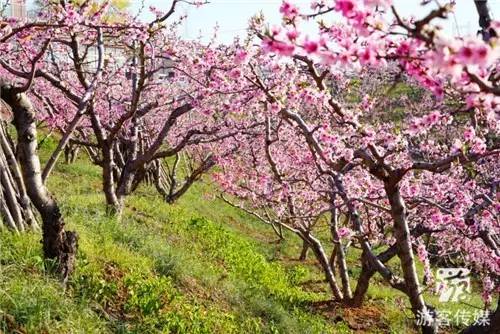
[64,7,81,25]
[229,68,242,79]
[280,1,299,19]
[456,40,493,67]
[358,46,378,66]
[335,0,357,17]
[364,0,392,8]
[286,29,299,41]
[268,103,281,113]
[263,38,295,56]
[471,137,486,154]
[343,149,354,161]
[425,110,441,124]
[408,185,419,196]
[361,94,374,111]
[270,26,282,37]
[451,139,463,152]
[303,39,319,54]
[338,227,352,239]
[430,211,443,224]
[310,1,322,10]
[463,127,476,141]
[234,49,248,64]
[319,51,337,65]
[396,41,412,56]
[491,20,500,35]
[337,52,353,66]
[407,120,421,136]
[482,276,494,306]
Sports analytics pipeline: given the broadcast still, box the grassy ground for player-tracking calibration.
[0,136,488,333]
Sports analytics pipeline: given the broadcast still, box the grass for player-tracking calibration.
[0,135,490,333]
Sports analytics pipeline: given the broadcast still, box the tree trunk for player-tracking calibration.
[332,174,408,294]
[1,85,77,283]
[299,239,309,260]
[330,209,352,299]
[329,244,337,273]
[0,124,37,229]
[101,143,121,215]
[303,232,344,301]
[0,162,24,231]
[0,186,19,231]
[64,142,79,164]
[385,182,437,334]
[114,114,141,213]
[42,111,85,182]
[350,243,400,307]
[115,164,136,213]
[351,252,374,307]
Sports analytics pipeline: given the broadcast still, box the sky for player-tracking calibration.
[128,0,500,43]
[27,0,500,43]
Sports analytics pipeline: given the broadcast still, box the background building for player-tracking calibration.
[1,0,27,18]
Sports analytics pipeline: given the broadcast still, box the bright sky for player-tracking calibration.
[27,0,500,43]
[128,0,500,43]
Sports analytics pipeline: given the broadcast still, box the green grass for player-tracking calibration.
[0,135,490,333]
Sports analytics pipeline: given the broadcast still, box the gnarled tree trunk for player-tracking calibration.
[330,208,352,300]
[0,97,36,231]
[1,82,77,283]
[385,181,437,334]
[64,140,80,164]
[299,239,309,261]
[301,232,344,301]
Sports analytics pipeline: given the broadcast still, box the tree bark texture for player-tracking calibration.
[1,82,77,283]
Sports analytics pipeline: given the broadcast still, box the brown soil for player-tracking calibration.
[0,313,27,334]
[92,262,131,322]
[306,300,392,333]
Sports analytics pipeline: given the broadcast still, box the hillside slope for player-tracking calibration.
[0,139,486,333]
